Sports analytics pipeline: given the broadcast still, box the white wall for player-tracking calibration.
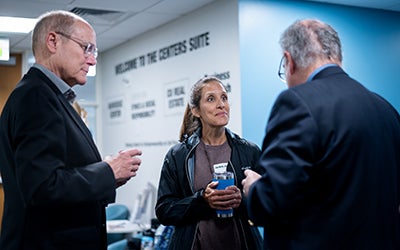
[98,0,241,216]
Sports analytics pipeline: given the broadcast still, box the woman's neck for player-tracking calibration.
[201,127,226,146]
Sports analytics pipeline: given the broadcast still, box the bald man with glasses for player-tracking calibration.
[0,10,142,250]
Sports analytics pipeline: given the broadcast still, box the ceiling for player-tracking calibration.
[1,0,217,54]
[1,0,400,55]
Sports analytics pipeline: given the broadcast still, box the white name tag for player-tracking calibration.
[213,162,228,173]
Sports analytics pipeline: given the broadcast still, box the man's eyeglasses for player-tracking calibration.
[55,31,98,58]
[278,56,286,83]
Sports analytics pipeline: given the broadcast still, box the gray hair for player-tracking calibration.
[32,10,88,57]
[279,19,342,68]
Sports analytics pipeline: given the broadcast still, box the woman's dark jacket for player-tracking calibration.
[155,128,264,249]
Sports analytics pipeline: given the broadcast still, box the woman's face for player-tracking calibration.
[192,80,230,129]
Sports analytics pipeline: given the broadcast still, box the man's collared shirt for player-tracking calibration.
[32,63,75,103]
[307,63,337,82]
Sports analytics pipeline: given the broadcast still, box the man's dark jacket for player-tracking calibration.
[0,67,116,249]
[248,66,400,250]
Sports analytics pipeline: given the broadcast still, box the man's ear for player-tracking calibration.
[46,32,58,53]
[285,51,296,76]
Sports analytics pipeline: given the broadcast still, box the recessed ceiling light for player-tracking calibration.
[0,16,38,34]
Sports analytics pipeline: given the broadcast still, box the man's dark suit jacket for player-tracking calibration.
[0,67,116,249]
[247,66,400,250]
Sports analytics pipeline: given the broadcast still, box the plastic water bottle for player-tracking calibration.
[213,171,234,218]
[154,224,165,248]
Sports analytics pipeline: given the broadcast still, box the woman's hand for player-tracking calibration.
[203,181,242,210]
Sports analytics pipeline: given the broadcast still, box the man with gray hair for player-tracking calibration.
[242,19,400,250]
[0,10,142,249]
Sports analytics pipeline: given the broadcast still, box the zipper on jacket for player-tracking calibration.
[185,140,200,194]
[190,223,200,250]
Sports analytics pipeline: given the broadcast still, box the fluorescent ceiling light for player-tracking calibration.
[0,16,38,33]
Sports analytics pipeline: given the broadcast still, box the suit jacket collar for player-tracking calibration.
[26,67,101,159]
[312,65,348,81]
[32,63,71,95]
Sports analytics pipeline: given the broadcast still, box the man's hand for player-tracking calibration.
[241,169,261,197]
[104,148,142,187]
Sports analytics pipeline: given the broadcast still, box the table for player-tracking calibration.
[106,220,143,234]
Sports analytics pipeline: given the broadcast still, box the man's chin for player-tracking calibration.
[76,79,87,86]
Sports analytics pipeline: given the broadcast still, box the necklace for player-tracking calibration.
[202,141,214,174]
